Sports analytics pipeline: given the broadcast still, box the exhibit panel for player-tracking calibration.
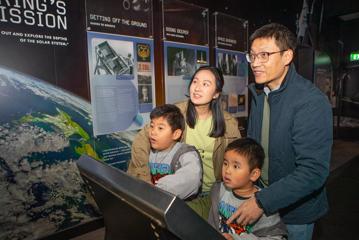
[164,42,209,103]
[87,34,155,135]
[162,0,210,103]
[86,0,156,135]
[214,12,249,117]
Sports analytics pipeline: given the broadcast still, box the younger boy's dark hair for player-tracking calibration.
[150,104,185,132]
[225,138,264,171]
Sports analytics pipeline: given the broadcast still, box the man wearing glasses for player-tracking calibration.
[226,23,332,240]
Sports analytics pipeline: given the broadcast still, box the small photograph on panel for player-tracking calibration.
[228,93,238,113]
[196,50,207,64]
[137,62,151,73]
[238,94,245,111]
[93,39,134,77]
[138,84,152,104]
[217,52,241,76]
[138,74,152,85]
[136,43,151,62]
[167,47,195,77]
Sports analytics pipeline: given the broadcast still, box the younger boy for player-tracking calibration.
[208,138,287,239]
[147,104,202,200]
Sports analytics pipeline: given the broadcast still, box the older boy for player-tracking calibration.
[208,138,287,239]
[146,104,202,200]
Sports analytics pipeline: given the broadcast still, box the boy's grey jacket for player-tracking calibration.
[247,64,333,224]
[208,182,287,240]
[149,142,202,199]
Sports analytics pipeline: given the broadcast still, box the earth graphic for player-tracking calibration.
[0,67,136,240]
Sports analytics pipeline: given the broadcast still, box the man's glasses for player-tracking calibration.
[245,50,287,63]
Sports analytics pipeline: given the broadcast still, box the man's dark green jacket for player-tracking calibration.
[248,64,333,224]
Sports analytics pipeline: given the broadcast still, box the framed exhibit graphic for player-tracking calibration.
[164,42,209,103]
[216,49,248,115]
[86,0,155,135]
[162,0,209,103]
[214,12,249,117]
[87,32,154,135]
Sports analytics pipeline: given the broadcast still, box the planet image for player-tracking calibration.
[0,67,136,240]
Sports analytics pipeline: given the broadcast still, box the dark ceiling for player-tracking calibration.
[179,0,359,68]
[323,0,359,20]
[184,0,359,30]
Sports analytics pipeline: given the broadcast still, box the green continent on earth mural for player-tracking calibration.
[0,68,135,240]
[20,108,99,160]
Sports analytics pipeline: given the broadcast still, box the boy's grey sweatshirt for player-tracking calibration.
[149,142,202,199]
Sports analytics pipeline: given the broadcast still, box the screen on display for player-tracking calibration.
[76,155,224,240]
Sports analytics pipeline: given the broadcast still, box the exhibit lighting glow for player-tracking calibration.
[350,52,359,62]
[314,54,331,65]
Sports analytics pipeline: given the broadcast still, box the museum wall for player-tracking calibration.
[0,0,141,239]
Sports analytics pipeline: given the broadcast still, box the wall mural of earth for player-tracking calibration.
[0,67,136,240]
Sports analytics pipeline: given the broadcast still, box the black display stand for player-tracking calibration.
[76,155,224,240]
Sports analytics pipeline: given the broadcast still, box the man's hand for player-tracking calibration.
[226,197,263,226]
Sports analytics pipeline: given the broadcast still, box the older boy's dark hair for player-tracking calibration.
[150,104,185,132]
[249,23,297,52]
[225,138,264,171]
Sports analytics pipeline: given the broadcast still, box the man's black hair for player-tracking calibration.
[150,104,185,132]
[249,23,297,52]
[225,138,265,171]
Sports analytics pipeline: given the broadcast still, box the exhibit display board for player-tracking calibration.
[214,12,249,117]
[164,42,209,103]
[163,0,209,103]
[86,0,155,135]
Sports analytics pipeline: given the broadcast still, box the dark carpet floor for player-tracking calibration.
[313,156,359,240]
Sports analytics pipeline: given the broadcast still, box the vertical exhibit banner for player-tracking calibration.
[86,0,155,135]
[0,1,107,239]
[214,12,249,117]
[163,0,209,103]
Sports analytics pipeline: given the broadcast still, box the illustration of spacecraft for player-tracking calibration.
[94,41,134,75]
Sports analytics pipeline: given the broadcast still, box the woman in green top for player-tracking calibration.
[127,66,241,218]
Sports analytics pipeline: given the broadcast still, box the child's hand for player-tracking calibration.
[222,233,234,240]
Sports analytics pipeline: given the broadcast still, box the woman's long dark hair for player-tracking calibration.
[186,66,225,138]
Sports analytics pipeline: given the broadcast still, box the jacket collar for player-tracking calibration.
[248,63,296,100]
